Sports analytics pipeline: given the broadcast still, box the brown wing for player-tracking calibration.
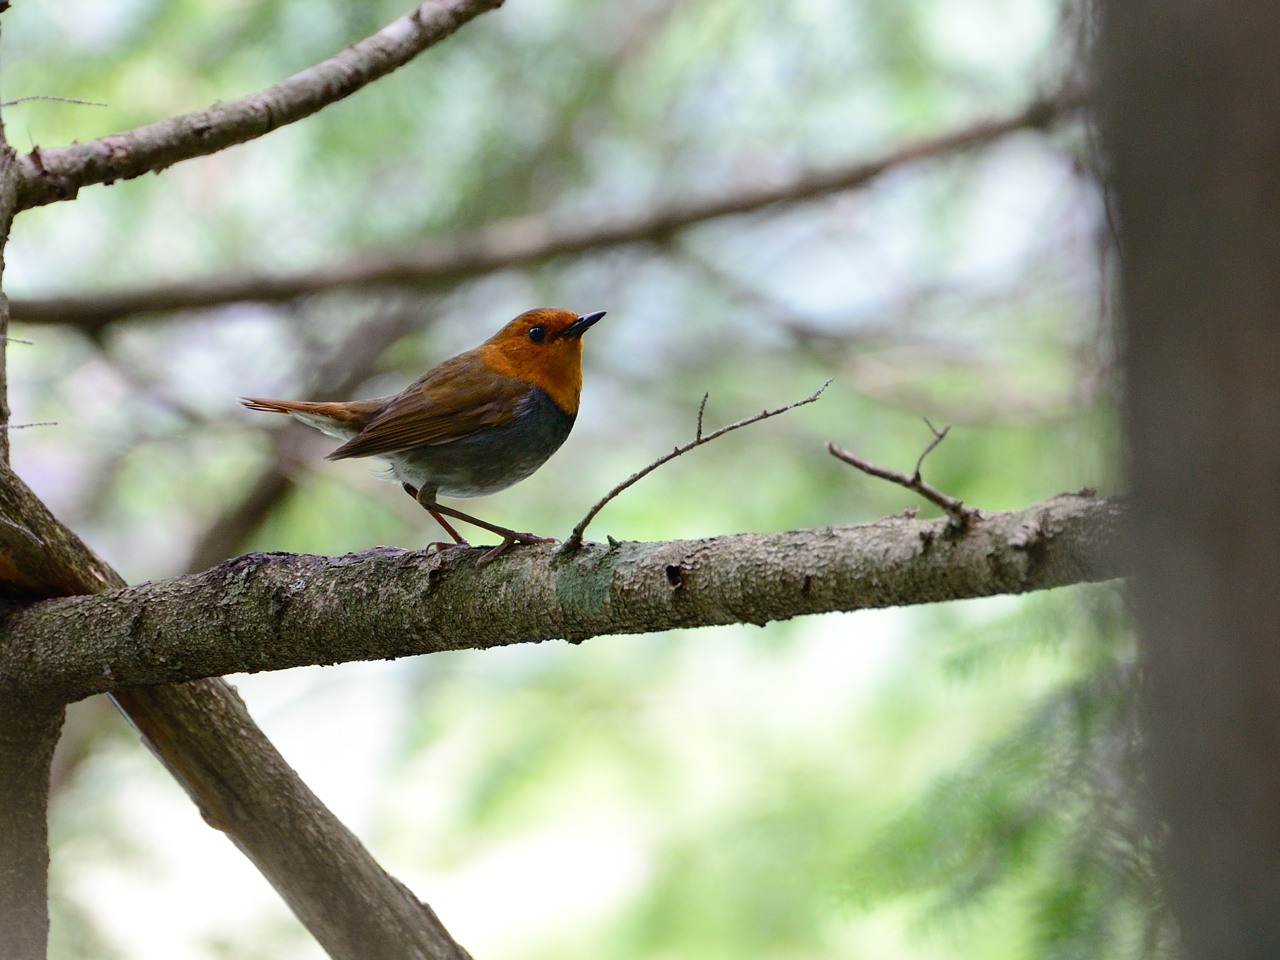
[326,350,529,461]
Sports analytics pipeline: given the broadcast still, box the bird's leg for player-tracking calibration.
[402,483,470,552]
[428,502,556,565]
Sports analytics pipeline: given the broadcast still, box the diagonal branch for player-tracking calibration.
[112,680,473,960]
[12,0,504,212]
[10,83,1091,330]
[0,492,1125,704]
[0,457,473,957]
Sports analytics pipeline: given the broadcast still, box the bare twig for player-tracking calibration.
[13,0,505,212]
[1,96,107,109]
[11,83,1091,330]
[828,419,979,529]
[0,421,56,431]
[913,417,950,476]
[561,379,832,552]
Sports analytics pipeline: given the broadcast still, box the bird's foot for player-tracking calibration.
[476,531,557,566]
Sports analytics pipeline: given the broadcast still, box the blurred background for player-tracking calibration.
[4,0,1155,957]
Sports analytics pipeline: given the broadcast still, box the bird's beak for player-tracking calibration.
[556,310,607,340]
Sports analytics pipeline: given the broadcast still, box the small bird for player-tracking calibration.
[242,307,606,563]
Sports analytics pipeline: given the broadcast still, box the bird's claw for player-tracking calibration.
[475,532,557,566]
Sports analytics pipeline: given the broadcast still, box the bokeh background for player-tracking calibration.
[5,0,1150,957]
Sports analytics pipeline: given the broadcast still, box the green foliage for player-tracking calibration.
[846,588,1177,959]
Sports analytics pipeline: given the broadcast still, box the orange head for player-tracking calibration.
[479,307,606,415]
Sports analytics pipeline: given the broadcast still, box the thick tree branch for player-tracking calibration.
[12,0,504,212]
[1,493,1123,704]
[10,84,1090,331]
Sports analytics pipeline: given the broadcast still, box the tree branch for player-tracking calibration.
[828,419,980,529]
[12,0,504,212]
[9,84,1091,331]
[111,681,473,960]
[1,493,1124,704]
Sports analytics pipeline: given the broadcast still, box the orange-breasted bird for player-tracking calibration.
[241,307,606,563]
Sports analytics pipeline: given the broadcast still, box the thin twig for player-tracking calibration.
[560,379,832,552]
[1,96,107,108]
[0,421,56,431]
[828,419,979,529]
[913,417,949,478]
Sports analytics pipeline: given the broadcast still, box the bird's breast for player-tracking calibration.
[383,386,576,499]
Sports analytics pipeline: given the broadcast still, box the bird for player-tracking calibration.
[241,307,606,563]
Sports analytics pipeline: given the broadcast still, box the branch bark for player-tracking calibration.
[1,492,1124,704]
[10,84,1090,331]
[12,0,504,212]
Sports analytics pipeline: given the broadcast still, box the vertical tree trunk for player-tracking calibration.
[0,80,52,959]
[1101,2,1280,957]
[0,701,63,959]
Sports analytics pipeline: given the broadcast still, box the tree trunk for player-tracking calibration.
[1102,2,1280,957]
[0,701,62,959]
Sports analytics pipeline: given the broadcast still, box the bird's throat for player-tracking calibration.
[480,341,583,416]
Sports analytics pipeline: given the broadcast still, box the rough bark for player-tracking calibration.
[0,492,1124,704]
[1101,1,1280,957]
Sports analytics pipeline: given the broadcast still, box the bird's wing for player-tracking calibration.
[326,351,529,460]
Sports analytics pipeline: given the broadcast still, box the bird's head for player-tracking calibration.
[480,308,606,415]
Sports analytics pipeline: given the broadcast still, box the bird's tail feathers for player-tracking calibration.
[240,396,382,442]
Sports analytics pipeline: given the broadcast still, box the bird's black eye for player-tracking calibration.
[527,325,547,343]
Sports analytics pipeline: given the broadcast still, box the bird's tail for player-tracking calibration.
[240,396,383,441]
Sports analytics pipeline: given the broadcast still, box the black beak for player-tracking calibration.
[556,310,607,340]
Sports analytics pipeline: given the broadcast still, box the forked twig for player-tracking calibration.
[828,418,978,529]
[560,379,833,552]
